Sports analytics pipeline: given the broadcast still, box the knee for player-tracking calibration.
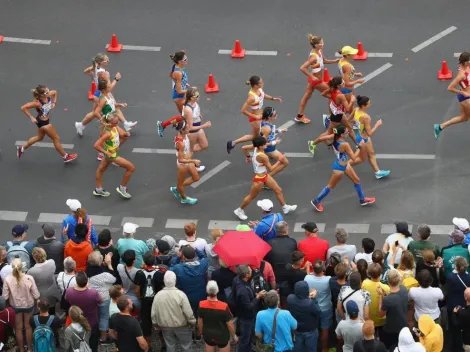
[52,136,60,143]
[367,151,375,158]
[128,164,136,172]
[193,174,200,182]
[281,156,289,166]
[275,186,283,193]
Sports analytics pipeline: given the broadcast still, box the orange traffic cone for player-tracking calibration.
[88,82,97,100]
[107,34,122,53]
[0,35,3,44]
[323,68,332,83]
[438,61,452,80]
[353,42,368,60]
[205,74,219,93]
[231,40,246,59]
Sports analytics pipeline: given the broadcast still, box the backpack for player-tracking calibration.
[250,261,269,294]
[0,262,8,296]
[140,266,167,300]
[227,283,238,317]
[71,328,92,352]
[6,241,30,271]
[32,315,55,352]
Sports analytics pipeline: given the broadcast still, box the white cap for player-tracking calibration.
[453,217,470,231]
[257,199,274,212]
[66,199,82,212]
[123,222,139,234]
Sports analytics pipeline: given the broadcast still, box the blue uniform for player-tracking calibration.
[261,121,276,153]
[172,67,188,100]
[332,140,349,172]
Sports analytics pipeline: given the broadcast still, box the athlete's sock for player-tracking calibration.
[438,125,442,131]
[96,187,103,192]
[120,185,127,191]
[161,115,184,128]
[297,114,303,118]
[63,154,68,160]
[315,186,331,203]
[354,183,365,201]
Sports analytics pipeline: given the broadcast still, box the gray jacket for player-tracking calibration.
[63,326,91,351]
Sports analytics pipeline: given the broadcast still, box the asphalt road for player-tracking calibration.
[0,0,469,253]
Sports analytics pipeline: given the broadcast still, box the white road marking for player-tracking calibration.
[132,148,174,154]
[208,220,240,230]
[2,37,51,45]
[88,216,112,226]
[218,49,278,56]
[121,217,154,228]
[336,223,370,234]
[411,26,457,53]
[278,120,296,130]
[335,52,393,58]
[105,44,161,51]
[0,211,28,222]
[355,63,393,88]
[375,154,435,160]
[381,224,413,234]
[15,141,74,149]
[191,160,231,188]
[165,219,198,229]
[293,223,325,233]
[284,152,312,158]
[455,53,461,57]
[428,225,454,235]
[37,213,111,225]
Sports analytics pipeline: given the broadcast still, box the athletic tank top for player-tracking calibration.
[329,91,345,115]
[100,93,116,115]
[338,59,355,81]
[175,135,190,164]
[252,148,267,174]
[185,102,201,123]
[172,67,188,93]
[104,127,120,157]
[93,67,106,85]
[249,89,265,110]
[353,108,365,131]
[333,140,349,163]
[459,68,470,89]
[261,121,276,144]
[36,97,53,119]
[309,50,324,73]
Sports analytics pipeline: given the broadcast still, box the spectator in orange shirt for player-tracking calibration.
[298,222,329,264]
[64,224,93,272]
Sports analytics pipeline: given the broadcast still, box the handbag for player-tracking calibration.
[60,274,75,313]
[255,309,279,352]
[0,309,18,350]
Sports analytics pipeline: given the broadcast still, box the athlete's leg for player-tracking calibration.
[22,128,46,150]
[113,157,136,186]
[43,125,67,157]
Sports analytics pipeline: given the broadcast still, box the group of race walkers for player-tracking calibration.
[15,35,470,215]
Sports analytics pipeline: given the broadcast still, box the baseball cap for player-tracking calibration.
[12,224,28,237]
[340,46,359,56]
[42,224,55,237]
[450,229,465,243]
[123,222,139,234]
[301,222,318,233]
[453,217,470,231]
[346,300,359,315]
[156,240,171,254]
[66,199,82,212]
[257,199,274,212]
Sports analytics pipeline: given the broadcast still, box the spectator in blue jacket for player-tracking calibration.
[248,199,284,242]
[287,281,320,352]
[61,199,98,246]
[170,245,208,315]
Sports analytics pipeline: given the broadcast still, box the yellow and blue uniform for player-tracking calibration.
[172,67,188,100]
[261,121,276,153]
[353,109,368,144]
[338,58,355,94]
[103,126,120,159]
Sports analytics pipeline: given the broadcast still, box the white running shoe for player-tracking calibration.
[282,204,297,215]
[75,122,85,136]
[196,165,206,172]
[234,208,248,220]
[124,121,138,131]
[116,186,131,199]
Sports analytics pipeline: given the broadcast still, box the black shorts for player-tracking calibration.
[36,118,50,128]
[140,299,153,336]
[204,338,229,348]
[329,113,343,123]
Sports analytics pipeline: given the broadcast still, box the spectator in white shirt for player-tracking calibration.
[0,246,12,282]
[409,269,443,324]
[336,300,364,352]
[337,272,371,321]
[178,222,207,252]
[327,228,357,264]
[57,257,77,297]
[383,221,414,266]
[354,238,375,264]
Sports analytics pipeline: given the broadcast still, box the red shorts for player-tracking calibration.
[253,174,268,183]
[308,76,323,87]
[248,116,260,123]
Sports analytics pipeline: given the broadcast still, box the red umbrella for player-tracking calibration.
[213,230,272,266]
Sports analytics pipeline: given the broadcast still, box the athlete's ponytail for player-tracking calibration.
[92,53,108,70]
[328,77,343,90]
[333,125,347,140]
[174,119,187,131]
[246,75,261,87]
[308,34,322,48]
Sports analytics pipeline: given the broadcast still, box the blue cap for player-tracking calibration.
[346,300,359,315]
[12,224,28,237]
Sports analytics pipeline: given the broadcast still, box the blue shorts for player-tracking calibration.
[173,91,185,100]
[341,88,353,94]
[14,306,34,314]
[189,121,201,134]
[457,93,470,103]
[332,160,347,172]
[93,89,100,98]
[265,145,276,153]
[98,299,110,331]
[354,130,368,144]
[319,309,333,329]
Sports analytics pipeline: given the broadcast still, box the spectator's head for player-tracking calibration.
[334,228,348,244]
[155,240,171,256]
[210,228,224,244]
[42,224,55,238]
[453,217,470,234]
[422,249,436,265]
[32,247,47,264]
[291,251,304,266]
[264,290,279,308]
[357,259,368,281]
[450,229,465,245]
[75,271,88,288]
[257,199,274,214]
[313,260,324,276]
[417,269,433,288]
[64,256,76,274]
[87,251,103,267]
[122,250,136,267]
[387,269,402,288]
[37,297,49,313]
[75,223,88,242]
[11,224,28,240]
[349,271,362,290]
[184,222,197,238]
[66,199,87,223]
[455,257,469,274]
[396,221,412,237]
[346,300,359,320]
[301,222,319,237]
[161,235,177,253]
[418,314,437,338]
[334,263,348,280]
[109,285,124,301]
[206,280,219,298]
[181,245,196,261]
[362,320,375,339]
[372,249,384,266]
[417,224,431,241]
[398,250,415,271]
[123,222,139,238]
[236,264,252,281]
[464,288,470,303]
[0,246,6,264]
[143,251,155,266]
[0,297,6,312]
[164,271,177,288]
[275,221,288,237]
[68,306,91,332]
[98,229,112,247]
[361,238,375,254]
[397,327,425,352]
[117,295,133,313]
[367,263,382,280]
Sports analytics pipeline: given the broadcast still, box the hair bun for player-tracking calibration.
[245,81,250,85]
[356,95,362,100]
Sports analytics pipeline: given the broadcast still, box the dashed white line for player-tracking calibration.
[0,211,28,222]
[428,225,454,235]
[278,120,296,130]
[191,161,231,188]
[2,37,51,45]
[335,53,393,58]
[218,49,278,56]
[411,26,457,53]
[132,148,174,154]
[381,224,413,234]
[375,154,435,160]
[121,217,154,228]
[165,219,198,229]
[208,220,240,230]
[355,63,393,88]
[105,44,161,52]
[15,141,74,149]
[293,223,326,233]
[336,223,370,234]
[37,213,111,226]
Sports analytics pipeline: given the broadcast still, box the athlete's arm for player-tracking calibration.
[448,71,466,95]
[83,65,94,76]
[48,90,58,108]
[241,95,260,120]
[116,126,130,144]
[257,153,279,172]
[264,93,282,102]
[341,142,360,162]
[21,102,40,124]
[94,98,107,120]
[324,57,340,64]
[94,132,112,157]
[300,56,319,80]
[348,108,358,124]
[313,133,335,145]
[176,141,199,165]
[342,65,364,87]
[339,94,355,112]
[173,71,186,95]
[321,89,332,98]
[363,115,383,137]
[109,72,121,90]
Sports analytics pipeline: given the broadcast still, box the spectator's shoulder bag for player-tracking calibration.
[260,214,279,239]
[341,289,359,314]
[255,308,279,352]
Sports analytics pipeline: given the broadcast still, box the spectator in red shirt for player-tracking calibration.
[298,222,329,264]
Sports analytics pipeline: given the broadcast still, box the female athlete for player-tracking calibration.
[337,45,365,109]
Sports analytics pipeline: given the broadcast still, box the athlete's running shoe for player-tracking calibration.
[294,115,311,124]
[282,204,297,214]
[234,208,248,220]
[322,114,330,129]
[226,140,235,154]
[116,187,131,199]
[307,141,317,156]
[16,146,23,159]
[97,153,104,161]
[157,121,164,137]
[75,122,85,136]
[63,154,78,163]
[311,200,324,212]
[181,197,198,205]
[434,124,441,140]
[124,121,138,132]
[196,165,206,172]
[93,189,111,197]
[170,186,181,200]
[375,170,390,179]
[360,197,375,206]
